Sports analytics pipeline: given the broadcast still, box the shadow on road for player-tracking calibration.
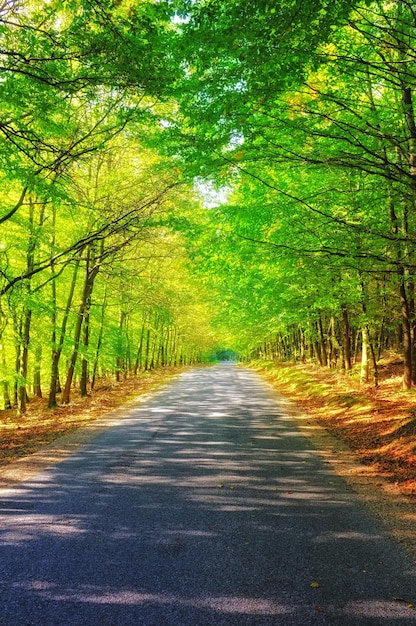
[0,366,415,625]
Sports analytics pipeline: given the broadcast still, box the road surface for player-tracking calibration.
[0,364,415,625]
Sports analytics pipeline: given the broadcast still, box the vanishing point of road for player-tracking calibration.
[0,364,415,625]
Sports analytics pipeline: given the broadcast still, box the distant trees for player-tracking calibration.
[3,0,416,415]
[0,129,214,413]
[0,0,215,414]
[171,0,416,388]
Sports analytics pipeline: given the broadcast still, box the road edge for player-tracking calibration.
[0,374,182,490]
[263,381,416,562]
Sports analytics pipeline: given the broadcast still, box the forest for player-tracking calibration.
[1,0,416,419]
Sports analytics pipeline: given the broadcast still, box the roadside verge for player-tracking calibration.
[250,362,416,562]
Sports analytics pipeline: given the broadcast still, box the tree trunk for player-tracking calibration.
[0,339,11,410]
[158,324,165,367]
[341,304,352,371]
[313,334,324,366]
[317,316,328,366]
[399,272,413,389]
[91,287,107,391]
[33,344,42,398]
[144,327,151,371]
[396,34,416,385]
[368,330,379,388]
[14,332,21,407]
[360,327,369,384]
[80,305,91,396]
[377,318,385,360]
[115,310,127,382]
[125,316,131,377]
[62,303,84,404]
[170,327,178,366]
[18,308,32,414]
[16,196,38,414]
[62,252,99,404]
[134,314,146,375]
[48,258,80,408]
[149,315,160,370]
[366,60,412,388]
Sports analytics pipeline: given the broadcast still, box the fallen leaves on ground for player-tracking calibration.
[251,356,416,497]
[0,367,187,467]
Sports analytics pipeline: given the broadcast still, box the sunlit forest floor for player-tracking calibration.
[251,354,416,497]
[0,367,188,467]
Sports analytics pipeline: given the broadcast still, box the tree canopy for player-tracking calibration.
[1,0,416,415]
[167,0,416,388]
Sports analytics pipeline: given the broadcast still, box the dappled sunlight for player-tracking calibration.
[11,582,293,615]
[254,361,416,494]
[313,531,385,544]
[1,514,88,545]
[334,600,416,620]
[0,365,415,624]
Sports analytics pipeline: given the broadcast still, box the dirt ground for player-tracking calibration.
[250,356,416,497]
[0,367,187,469]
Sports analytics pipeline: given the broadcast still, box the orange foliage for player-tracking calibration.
[257,360,416,497]
[0,367,187,467]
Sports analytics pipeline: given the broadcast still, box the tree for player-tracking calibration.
[170,1,416,386]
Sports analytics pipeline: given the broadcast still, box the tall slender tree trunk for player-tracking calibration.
[144,326,151,371]
[399,273,413,389]
[164,327,170,366]
[134,314,147,375]
[80,306,91,396]
[388,188,412,388]
[115,310,127,382]
[359,277,379,387]
[49,204,58,403]
[17,196,39,415]
[13,324,21,407]
[62,250,99,404]
[367,60,413,388]
[317,316,328,366]
[62,299,85,404]
[150,315,159,370]
[48,258,80,408]
[170,326,178,366]
[368,332,379,388]
[377,318,385,360]
[0,338,11,410]
[33,344,42,398]
[158,324,165,367]
[125,316,132,377]
[91,286,107,391]
[313,320,324,366]
[360,327,369,384]
[18,308,32,414]
[395,22,416,386]
[341,304,352,371]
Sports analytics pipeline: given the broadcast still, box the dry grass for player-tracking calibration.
[0,367,187,467]
[250,356,416,497]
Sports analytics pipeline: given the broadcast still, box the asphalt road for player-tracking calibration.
[0,364,415,625]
